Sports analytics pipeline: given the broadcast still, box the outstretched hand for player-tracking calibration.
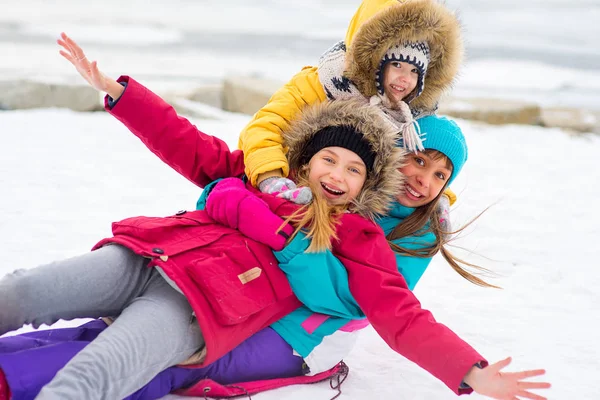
[57,32,124,99]
[465,357,551,399]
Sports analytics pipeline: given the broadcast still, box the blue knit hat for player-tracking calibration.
[410,115,468,184]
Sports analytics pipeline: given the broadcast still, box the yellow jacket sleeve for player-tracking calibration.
[443,188,457,206]
[238,66,328,187]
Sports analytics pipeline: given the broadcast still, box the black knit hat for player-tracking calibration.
[300,125,376,172]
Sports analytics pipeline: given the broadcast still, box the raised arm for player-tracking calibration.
[104,77,244,187]
[58,33,244,187]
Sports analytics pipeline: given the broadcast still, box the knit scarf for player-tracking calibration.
[317,41,425,152]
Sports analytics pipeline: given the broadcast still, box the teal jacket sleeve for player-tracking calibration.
[196,179,221,211]
[274,233,364,320]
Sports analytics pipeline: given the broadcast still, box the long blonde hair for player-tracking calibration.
[279,148,496,288]
[387,150,498,288]
[282,166,347,253]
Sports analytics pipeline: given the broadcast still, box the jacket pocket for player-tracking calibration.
[187,239,282,325]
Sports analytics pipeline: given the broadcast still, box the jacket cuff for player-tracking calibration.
[457,360,487,395]
[245,147,290,187]
[105,81,128,109]
[274,232,309,263]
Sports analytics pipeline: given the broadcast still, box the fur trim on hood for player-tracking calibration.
[345,0,463,114]
[283,99,405,220]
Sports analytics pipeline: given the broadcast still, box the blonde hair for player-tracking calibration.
[279,150,497,289]
[282,166,347,253]
[387,149,498,288]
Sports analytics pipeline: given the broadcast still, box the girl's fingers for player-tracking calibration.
[488,357,512,373]
[90,60,99,74]
[61,33,87,61]
[518,381,552,390]
[516,390,547,400]
[58,50,75,64]
[90,61,99,80]
[60,34,78,56]
[64,35,84,57]
[57,39,69,51]
[58,36,80,63]
[89,61,105,90]
[57,40,76,61]
[506,369,547,380]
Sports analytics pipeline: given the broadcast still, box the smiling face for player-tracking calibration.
[307,147,367,206]
[382,61,419,103]
[397,150,453,208]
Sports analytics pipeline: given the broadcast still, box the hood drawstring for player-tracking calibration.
[369,95,425,152]
[329,361,350,400]
[203,384,252,400]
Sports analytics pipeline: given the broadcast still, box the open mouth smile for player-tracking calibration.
[390,84,407,93]
[321,182,345,199]
[405,184,424,200]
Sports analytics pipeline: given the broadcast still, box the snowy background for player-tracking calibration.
[1,0,599,399]
[1,0,600,110]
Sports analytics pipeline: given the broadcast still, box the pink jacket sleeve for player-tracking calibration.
[105,76,245,188]
[332,214,487,395]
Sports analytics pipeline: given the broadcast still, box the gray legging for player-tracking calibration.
[0,245,204,400]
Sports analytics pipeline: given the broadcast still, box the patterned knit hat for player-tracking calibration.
[375,41,430,104]
[408,115,468,184]
[300,125,377,173]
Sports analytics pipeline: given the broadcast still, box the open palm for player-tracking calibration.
[57,32,109,92]
[469,357,551,400]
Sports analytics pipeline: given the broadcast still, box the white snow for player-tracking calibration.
[0,107,597,399]
[1,0,599,398]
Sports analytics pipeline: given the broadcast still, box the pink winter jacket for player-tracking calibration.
[95,76,485,394]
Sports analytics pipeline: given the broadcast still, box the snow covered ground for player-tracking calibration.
[1,106,598,399]
[1,0,599,398]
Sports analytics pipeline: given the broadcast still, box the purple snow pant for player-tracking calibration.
[0,320,306,400]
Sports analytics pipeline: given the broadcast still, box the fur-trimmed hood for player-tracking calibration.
[344,0,463,114]
[283,99,405,220]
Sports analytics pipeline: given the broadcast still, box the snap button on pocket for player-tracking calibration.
[152,248,164,254]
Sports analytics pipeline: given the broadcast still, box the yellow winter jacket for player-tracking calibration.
[239,65,326,186]
[239,0,463,191]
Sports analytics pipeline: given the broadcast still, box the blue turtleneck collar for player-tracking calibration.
[376,202,416,235]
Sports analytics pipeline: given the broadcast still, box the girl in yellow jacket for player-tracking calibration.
[239,0,463,213]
